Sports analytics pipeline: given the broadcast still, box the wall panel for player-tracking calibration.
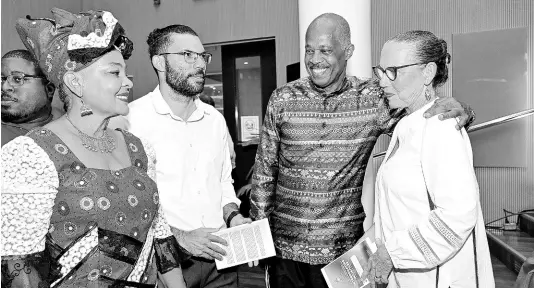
[1,0,82,54]
[370,0,534,225]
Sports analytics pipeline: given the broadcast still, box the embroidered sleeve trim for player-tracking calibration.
[254,175,275,181]
[408,226,440,267]
[429,211,463,249]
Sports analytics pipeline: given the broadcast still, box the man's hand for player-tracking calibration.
[423,97,475,130]
[171,227,228,261]
[362,239,393,288]
[229,215,259,267]
[236,184,253,198]
[229,214,252,227]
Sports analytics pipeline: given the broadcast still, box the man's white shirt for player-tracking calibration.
[125,86,240,231]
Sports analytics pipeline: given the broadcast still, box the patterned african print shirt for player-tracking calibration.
[250,76,401,265]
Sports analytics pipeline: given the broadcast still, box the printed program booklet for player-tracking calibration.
[321,228,377,288]
[212,218,276,270]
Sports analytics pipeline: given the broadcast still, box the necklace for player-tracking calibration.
[64,114,116,153]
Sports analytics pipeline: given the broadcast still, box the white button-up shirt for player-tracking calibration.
[125,86,239,231]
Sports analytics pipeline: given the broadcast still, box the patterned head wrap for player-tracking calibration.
[15,8,133,87]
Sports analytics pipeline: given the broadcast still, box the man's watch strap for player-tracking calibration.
[226,211,240,228]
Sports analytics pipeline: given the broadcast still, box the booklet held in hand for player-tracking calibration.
[212,218,276,270]
[321,227,377,288]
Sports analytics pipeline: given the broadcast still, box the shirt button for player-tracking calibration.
[197,190,201,194]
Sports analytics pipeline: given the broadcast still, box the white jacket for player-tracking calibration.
[374,101,494,288]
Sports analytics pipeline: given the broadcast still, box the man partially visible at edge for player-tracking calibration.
[1,49,58,146]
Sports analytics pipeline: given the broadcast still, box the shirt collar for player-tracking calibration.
[151,85,210,121]
[307,76,351,97]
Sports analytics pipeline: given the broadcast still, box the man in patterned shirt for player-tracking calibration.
[250,13,475,288]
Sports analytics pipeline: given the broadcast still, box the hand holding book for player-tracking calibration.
[321,226,378,288]
[227,215,260,267]
[361,238,393,288]
[212,219,276,270]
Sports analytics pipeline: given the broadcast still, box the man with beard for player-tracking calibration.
[126,25,246,288]
[1,49,56,146]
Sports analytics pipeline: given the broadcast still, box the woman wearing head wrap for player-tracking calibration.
[1,8,187,288]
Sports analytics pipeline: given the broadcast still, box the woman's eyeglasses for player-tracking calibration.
[372,62,427,81]
[1,72,45,87]
[159,50,212,65]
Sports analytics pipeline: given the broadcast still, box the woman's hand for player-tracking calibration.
[362,239,393,287]
[159,268,187,288]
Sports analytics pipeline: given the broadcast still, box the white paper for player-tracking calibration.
[240,116,260,142]
[212,218,276,270]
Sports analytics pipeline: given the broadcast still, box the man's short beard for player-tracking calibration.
[1,101,50,123]
[165,59,205,97]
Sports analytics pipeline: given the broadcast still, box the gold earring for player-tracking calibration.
[78,89,93,117]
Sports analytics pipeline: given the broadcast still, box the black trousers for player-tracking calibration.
[266,257,389,288]
[182,257,237,288]
[267,257,328,288]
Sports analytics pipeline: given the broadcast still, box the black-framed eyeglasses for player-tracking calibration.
[159,50,212,64]
[1,72,45,87]
[373,62,427,81]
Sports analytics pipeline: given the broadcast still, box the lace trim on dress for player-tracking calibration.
[139,137,157,182]
[1,136,59,256]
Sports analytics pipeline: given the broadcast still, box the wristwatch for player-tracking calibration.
[226,211,240,228]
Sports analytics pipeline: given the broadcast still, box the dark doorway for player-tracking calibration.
[221,39,277,194]
[286,62,300,83]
